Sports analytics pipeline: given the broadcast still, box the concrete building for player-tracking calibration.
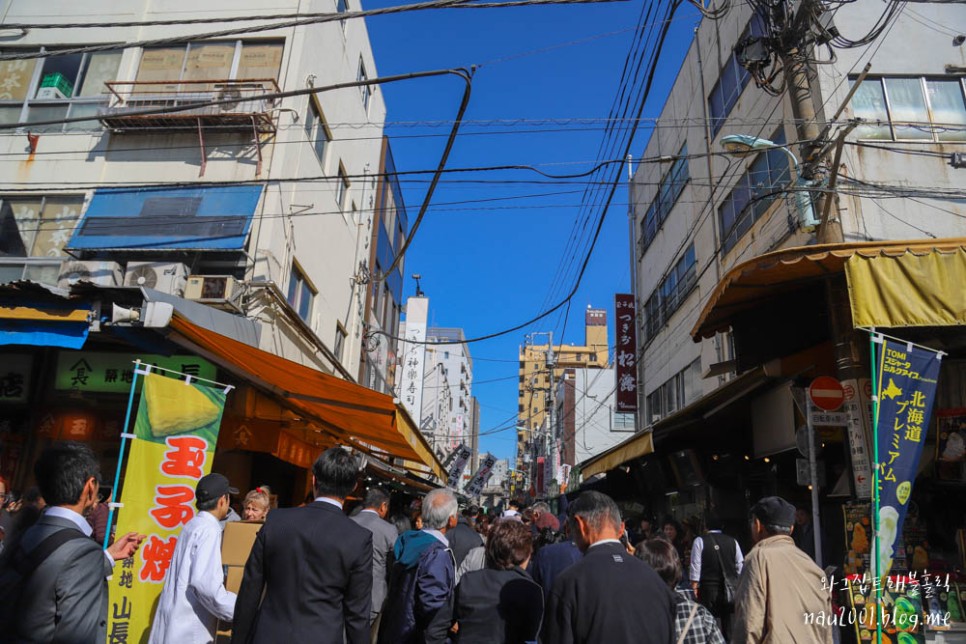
[516,308,609,471]
[555,367,634,471]
[397,305,475,461]
[0,0,440,499]
[359,137,409,395]
[579,0,966,563]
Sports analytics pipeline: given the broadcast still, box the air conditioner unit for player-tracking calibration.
[57,260,123,289]
[184,275,243,308]
[124,262,189,296]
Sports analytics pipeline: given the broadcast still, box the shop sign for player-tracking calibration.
[872,338,943,578]
[108,372,228,643]
[465,453,497,497]
[445,443,472,488]
[54,351,215,393]
[0,353,32,403]
[842,378,874,499]
[614,294,638,412]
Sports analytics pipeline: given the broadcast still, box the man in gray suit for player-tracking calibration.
[351,488,398,635]
[0,442,144,642]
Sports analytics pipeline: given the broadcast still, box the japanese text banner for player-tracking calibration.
[614,294,638,412]
[107,373,226,643]
[874,339,942,578]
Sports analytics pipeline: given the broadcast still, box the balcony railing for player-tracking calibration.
[99,79,281,133]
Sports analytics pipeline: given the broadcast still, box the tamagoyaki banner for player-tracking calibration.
[107,372,227,643]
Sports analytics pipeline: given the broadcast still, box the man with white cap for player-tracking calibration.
[149,473,238,644]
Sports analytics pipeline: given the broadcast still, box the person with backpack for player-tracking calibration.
[0,442,144,643]
[689,515,742,638]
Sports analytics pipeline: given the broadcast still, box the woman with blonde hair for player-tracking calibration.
[243,486,271,521]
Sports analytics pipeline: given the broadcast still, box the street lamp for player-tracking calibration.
[719,134,819,229]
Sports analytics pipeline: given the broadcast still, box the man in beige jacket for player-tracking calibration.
[732,496,833,643]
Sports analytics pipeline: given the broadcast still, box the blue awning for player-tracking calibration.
[68,185,264,251]
[0,302,92,349]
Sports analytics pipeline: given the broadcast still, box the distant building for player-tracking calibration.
[555,368,634,469]
[516,308,608,472]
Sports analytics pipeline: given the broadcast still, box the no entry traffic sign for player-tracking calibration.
[808,376,845,411]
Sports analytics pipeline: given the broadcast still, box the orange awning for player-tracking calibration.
[691,238,966,341]
[167,315,444,479]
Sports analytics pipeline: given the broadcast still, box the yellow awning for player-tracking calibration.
[0,304,90,322]
[846,246,966,328]
[692,238,966,340]
[581,431,654,479]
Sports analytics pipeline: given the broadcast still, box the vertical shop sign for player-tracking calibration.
[107,371,228,643]
[446,443,472,488]
[873,338,943,578]
[842,378,874,499]
[614,294,638,412]
[397,298,428,423]
[466,453,497,497]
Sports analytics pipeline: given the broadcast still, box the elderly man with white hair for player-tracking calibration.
[377,488,459,644]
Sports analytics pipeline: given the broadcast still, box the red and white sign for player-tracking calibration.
[808,376,845,411]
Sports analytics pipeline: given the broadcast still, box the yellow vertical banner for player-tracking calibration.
[107,372,228,643]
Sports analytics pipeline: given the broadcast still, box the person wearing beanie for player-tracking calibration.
[732,496,832,643]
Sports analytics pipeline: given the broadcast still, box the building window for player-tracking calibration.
[646,358,701,426]
[334,323,348,363]
[286,263,315,323]
[0,50,122,132]
[134,41,284,88]
[851,76,966,142]
[614,412,635,430]
[0,195,85,258]
[708,18,765,137]
[642,244,697,342]
[717,128,791,253]
[336,165,350,211]
[639,144,690,254]
[357,58,370,113]
[306,99,330,168]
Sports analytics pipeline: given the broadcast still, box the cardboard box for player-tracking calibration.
[222,520,262,567]
[225,566,245,594]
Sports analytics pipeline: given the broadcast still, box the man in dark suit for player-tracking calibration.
[544,491,675,644]
[233,447,373,644]
[0,442,144,642]
[446,506,483,569]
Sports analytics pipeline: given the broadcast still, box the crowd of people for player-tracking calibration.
[0,442,836,643]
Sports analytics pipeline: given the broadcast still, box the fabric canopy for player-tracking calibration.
[168,315,444,479]
[0,302,91,349]
[846,245,966,328]
[581,430,654,479]
[692,238,966,340]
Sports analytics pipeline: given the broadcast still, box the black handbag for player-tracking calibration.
[708,534,737,606]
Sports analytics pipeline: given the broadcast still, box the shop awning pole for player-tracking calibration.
[103,359,141,550]
[869,332,883,644]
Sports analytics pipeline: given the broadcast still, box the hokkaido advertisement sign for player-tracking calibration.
[614,294,638,412]
[873,338,942,578]
[107,373,227,642]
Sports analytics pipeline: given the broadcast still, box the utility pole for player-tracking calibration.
[546,334,557,499]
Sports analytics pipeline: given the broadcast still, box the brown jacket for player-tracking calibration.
[732,534,833,643]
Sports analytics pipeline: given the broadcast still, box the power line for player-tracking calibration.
[0,0,623,61]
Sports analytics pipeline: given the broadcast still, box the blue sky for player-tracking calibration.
[365,0,699,462]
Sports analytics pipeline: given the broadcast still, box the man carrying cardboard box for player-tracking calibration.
[232,447,373,644]
[148,473,239,644]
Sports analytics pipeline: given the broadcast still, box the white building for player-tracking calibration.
[554,367,634,468]
[424,326,474,458]
[0,0,389,378]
